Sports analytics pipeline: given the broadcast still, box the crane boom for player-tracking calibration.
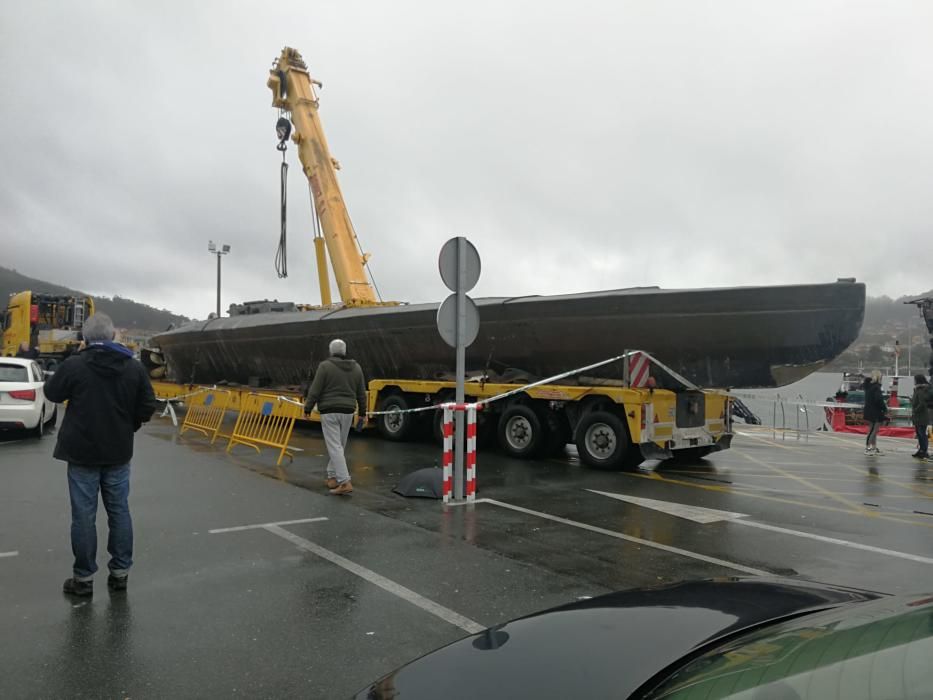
[268,47,379,306]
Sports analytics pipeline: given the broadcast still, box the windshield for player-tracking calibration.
[648,599,933,699]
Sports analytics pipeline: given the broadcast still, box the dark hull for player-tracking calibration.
[152,280,865,389]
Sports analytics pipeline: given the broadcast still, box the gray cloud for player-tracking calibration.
[2,0,932,320]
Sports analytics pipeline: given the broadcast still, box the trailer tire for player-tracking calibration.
[497,404,545,458]
[575,410,642,471]
[375,394,418,442]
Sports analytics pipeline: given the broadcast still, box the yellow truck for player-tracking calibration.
[2,291,94,367]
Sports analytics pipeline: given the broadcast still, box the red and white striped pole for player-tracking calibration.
[466,404,477,503]
[442,404,453,503]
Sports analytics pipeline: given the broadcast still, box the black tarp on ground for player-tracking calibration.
[393,468,444,499]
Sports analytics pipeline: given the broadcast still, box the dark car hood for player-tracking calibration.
[356,577,881,700]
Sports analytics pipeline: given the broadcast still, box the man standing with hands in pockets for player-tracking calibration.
[304,339,367,495]
[45,313,158,596]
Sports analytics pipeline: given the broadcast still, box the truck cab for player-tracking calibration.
[2,291,94,366]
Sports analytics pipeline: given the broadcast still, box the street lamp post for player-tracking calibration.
[208,241,231,318]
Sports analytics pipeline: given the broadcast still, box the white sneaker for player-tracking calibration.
[872,447,884,455]
[864,448,874,455]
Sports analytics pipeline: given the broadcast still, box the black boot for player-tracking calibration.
[107,574,128,591]
[63,578,93,597]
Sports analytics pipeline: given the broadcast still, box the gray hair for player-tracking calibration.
[83,313,116,343]
[329,338,347,356]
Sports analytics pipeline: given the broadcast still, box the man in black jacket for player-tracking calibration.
[863,370,888,456]
[45,313,158,596]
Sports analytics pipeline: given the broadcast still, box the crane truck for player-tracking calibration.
[149,46,733,470]
[2,291,94,368]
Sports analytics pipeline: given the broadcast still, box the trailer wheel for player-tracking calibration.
[575,410,642,471]
[375,394,418,441]
[497,404,545,458]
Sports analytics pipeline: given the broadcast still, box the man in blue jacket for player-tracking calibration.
[45,313,158,596]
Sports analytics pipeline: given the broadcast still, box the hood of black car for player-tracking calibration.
[355,577,881,700]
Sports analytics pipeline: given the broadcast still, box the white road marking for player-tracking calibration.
[0,551,19,558]
[587,490,748,523]
[588,490,933,566]
[208,517,328,534]
[264,524,485,634]
[735,520,933,565]
[472,498,768,576]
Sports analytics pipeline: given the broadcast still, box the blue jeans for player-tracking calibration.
[67,463,133,580]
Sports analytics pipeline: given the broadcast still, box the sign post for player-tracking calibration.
[437,237,481,501]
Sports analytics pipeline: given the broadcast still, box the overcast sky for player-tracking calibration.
[2,1,932,320]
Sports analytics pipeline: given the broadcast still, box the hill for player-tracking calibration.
[828,290,932,373]
[0,266,188,332]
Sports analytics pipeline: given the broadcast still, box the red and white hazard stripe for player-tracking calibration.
[466,405,477,503]
[629,352,651,388]
[442,404,453,503]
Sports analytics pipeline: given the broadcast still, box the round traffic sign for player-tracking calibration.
[436,293,480,348]
[438,237,481,293]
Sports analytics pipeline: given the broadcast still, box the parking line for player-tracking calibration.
[208,517,329,534]
[264,524,485,634]
[736,520,933,565]
[628,472,933,530]
[474,498,768,576]
[0,551,18,559]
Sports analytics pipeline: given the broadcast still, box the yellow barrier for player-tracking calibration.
[179,390,231,444]
[226,394,303,465]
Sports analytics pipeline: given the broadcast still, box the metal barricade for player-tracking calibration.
[226,394,303,465]
[179,389,231,444]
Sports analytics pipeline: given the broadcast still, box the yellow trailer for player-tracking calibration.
[152,376,732,471]
[366,378,732,470]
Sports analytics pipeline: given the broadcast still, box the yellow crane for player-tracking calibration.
[268,47,389,308]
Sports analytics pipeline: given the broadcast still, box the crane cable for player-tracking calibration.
[275,114,292,279]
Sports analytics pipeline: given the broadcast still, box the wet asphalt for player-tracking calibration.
[2,414,933,698]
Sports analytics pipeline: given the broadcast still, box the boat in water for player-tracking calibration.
[151,279,865,390]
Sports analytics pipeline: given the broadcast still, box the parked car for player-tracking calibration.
[356,577,933,699]
[0,357,57,437]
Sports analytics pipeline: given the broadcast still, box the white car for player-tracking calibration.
[0,357,57,438]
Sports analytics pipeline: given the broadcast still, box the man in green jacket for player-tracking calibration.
[911,375,930,460]
[304,339,367,495]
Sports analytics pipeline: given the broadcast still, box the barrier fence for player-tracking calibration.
[226,394,303,465]
[179,389,231,444]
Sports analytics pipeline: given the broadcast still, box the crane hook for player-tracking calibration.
[276,116,292,152]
